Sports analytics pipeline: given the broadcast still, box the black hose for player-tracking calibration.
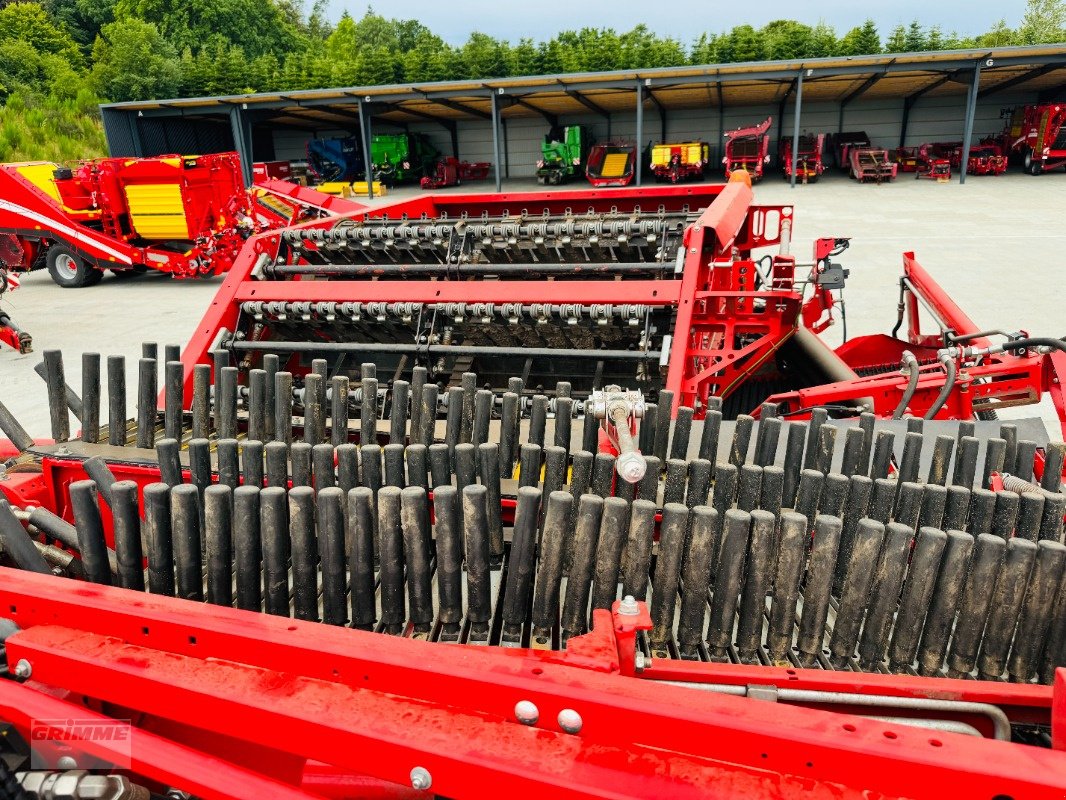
[999,337,1066,355]
[892,351,919,420]
[924,355,958,420]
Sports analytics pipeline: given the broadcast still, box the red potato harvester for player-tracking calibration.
[1,172,1066,797]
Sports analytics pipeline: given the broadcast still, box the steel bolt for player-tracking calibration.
[410,766,432,791]
[13,658,31,679]
[618,595,640,616]
[514,699,540,725]
[615,451,647,484]
[558,708,583,734]
[56,755,78,769]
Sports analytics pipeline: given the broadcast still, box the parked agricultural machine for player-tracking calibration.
[850,147,898,182]
[3,173,1066,797]
[420,157,492,190]
[780,134,825,182]
[994,103,1066,174]
[964,142,1009,175]
[306,136,364,183]
[536,125,589,184]
[723,117,771,180]
[0,153,261,288]
[830,131,871,170]
[893,145,952,181]
[585,143,637,187]
[0,266,29,353]
[649,141,709,183]
[370,133,439,185]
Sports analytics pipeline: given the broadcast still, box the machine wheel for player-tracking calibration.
[46,245,101,288]
[1024,148,1043,175]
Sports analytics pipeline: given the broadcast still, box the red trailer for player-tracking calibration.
[780,134,825,182]
[0,153,260,288]
[586,143,637,187]
[995,103,1066,174]
[723,118,771,180]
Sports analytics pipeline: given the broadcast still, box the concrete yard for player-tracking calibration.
[2,169,1064,440]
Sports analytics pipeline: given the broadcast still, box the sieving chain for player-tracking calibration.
[283,214,693,249]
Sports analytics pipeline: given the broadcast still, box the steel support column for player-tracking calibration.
[959,64,982,185]
[635,81,644,186]
[357,101,374,200]
[227,107,254,186]
[502,117,510,180]
[128,113,144,158]
[490,91,503,192]
[789,71,804,189]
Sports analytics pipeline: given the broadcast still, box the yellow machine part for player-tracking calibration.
[315,181,386,197]
[123,183,190,240]
[600,153,630,178]
[14,163,64,204]
[650,146,671,167]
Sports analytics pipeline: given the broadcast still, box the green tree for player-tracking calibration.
[45,0,117,52]
[904,21,926,51]
[459,31,511,79]
[885,25,907,52]
[726,25,763,62]
[809,21,839,57]
[90,17,179,101]
[977,20,1015,47]
[838,20,881,56]
[761,20,814,60]
[113,0,296,59]
[0,2,83,64]
[1016,0,1066,43]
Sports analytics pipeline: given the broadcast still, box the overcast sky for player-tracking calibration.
[325,1,1027,43]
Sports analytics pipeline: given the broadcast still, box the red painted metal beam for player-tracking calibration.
[2,570,1065,799]
[0,680,316,800]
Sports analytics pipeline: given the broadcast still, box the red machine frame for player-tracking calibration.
[585,143,637,187]
[780,134,825,182]
[963,142,1009,175]
[849,148,898,182]
[419,157,492,190]
[171,178,1066,437]
[0,153,259,281]
[649,141,709,183]
[892,145,951,181]
[2,568,1065,799]
[995,103,1066,174]
[723,118,771,181]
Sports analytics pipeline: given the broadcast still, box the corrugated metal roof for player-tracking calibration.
[102,44,1066,125]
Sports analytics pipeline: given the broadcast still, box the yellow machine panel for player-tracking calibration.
[600,153,631,178]
[650,146,671,167]
[124,183,190,240]
[14,163,63,204]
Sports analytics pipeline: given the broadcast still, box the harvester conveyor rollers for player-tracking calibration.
[3,347,1066,689]
[282,214,692,265]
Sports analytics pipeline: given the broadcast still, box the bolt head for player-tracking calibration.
[618,595,640,616]
[410,766,432,791]
[615,452,647,484]
[13,658,31,679]
[558,708,583,734]
[514,699,539,725]
[56,755,78,770]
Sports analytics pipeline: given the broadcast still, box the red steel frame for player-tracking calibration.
[1,568,1065,799]
[0,154,258,279]
[723,118,772,181]
[171,178,1066,435]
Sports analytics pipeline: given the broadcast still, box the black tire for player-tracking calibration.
[1024,148,1043,175]
[46,245,101,288]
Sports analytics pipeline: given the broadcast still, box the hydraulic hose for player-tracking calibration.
[892,351,919,420]
[923,352,958,420]
[999,337,1066,355]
